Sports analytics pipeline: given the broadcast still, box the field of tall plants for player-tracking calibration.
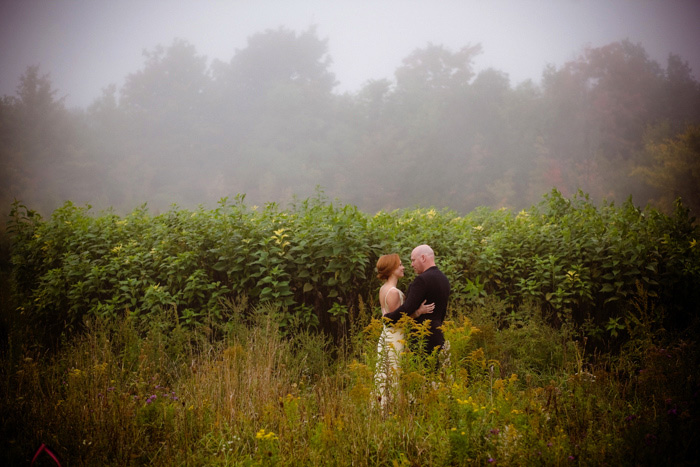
[1,190,699,465]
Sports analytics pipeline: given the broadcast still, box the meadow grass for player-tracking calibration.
[1,295,698,466]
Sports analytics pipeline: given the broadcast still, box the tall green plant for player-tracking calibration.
[9,190,699,346]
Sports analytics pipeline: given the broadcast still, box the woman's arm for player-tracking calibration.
[383,288,402,315]
[412,300,434,318]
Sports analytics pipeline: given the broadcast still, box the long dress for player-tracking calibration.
[375,287,405,406]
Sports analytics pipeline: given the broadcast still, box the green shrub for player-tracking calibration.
[10,190,699,350]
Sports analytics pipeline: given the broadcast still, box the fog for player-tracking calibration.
[2,0,699,108]
[1,0,700,216]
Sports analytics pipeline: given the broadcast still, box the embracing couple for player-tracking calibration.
[374,244,451,405]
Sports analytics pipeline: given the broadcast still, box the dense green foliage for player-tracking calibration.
[8,190,699,348]
[2,191,699,465]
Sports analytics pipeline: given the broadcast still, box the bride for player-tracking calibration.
[375,253,434,406]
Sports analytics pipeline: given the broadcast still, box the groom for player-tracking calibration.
[382,244,451,355]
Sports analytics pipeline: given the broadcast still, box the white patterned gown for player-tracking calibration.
[375,287,405,405]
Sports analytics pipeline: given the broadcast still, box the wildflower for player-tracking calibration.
[256,429,278,441]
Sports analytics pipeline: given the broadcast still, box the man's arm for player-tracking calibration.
[383,276,427,323]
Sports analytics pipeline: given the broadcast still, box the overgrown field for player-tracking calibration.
[1,190,699,465]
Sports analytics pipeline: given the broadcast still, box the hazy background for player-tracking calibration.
[2,0,699,108]
[1,0,700,217]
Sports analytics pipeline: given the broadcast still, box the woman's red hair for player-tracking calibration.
[376,254,400,281]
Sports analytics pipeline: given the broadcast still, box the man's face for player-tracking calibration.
[410,251,424,274]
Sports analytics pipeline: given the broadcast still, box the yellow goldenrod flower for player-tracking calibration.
[256,429,278,441]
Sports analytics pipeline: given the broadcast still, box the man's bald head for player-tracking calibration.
[410,244,436,274]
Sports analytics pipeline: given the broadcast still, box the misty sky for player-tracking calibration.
[2,0,699,109]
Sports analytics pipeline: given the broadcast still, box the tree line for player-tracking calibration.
[1,26,699,216]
